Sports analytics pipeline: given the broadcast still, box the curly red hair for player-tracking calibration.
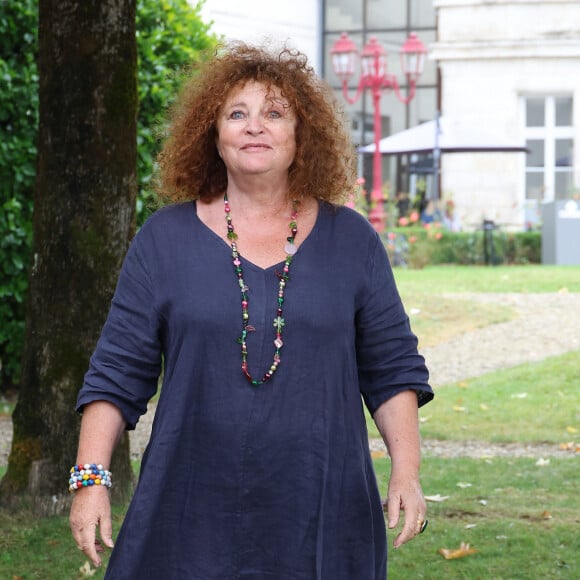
[156,42,357,204]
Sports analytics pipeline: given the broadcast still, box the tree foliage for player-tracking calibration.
[0,0,38,392]
[135,0,218,222]
[0,0,218,393]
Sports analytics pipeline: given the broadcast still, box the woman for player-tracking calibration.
[70,43,433,579]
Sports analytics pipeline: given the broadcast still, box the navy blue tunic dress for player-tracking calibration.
[77,201,433,579]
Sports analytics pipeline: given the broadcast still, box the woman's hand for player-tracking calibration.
[383,468,427,548]
[70,486,114,567]
[70,401,126,567]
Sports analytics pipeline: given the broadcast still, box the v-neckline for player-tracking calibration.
[193,199,321,272]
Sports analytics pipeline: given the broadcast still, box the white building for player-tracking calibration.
[431,0,580,229]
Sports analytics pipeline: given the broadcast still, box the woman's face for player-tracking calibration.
[216,81,297,182]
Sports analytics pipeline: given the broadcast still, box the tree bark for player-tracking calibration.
[0,0,137,516]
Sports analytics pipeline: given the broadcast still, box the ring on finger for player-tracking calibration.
[417,519,428,534]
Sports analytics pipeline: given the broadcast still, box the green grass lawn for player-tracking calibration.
[419,351,580,444]
[394,264,580,294]
[375,456,579,579]
[392,265,579,348]
[400,292,514,348]
[1,455,577,580]
[367,350,580,443]
[2,265,579,578]
[0,503,126,580]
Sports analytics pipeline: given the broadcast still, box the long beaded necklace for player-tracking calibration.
[224,192,298,386]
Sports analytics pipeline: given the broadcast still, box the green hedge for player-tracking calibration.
[504,231,542,265]
[0,0,37,391]
[383,228,541,269]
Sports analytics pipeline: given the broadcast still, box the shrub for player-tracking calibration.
[135,0,217,223]
[428,232,480,265]
[384,228,541,268]
[505,231,542,264]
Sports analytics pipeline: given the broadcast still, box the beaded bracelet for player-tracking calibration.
[68,463,112,493]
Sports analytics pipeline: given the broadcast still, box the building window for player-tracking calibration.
[524,96,574,207]
[325,0,363,30]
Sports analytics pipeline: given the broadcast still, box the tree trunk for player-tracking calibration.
[0,0,137,516]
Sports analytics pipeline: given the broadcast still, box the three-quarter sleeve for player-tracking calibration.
[356,235,433,415]
[76,234,163,429]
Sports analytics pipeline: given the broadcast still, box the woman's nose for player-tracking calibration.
[244,114,264,134]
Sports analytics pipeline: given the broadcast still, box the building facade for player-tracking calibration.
[431,0,580,229]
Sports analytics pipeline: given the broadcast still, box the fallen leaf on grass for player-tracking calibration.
[566,426,578,434]
[541,510,552,520]
[438,542,478,560]
[425,494,450,502]
[371,450,386,459]
[453,406,465,412]
[559,441,580,452]
[535,458,550,466]
[479,404,489,411]
[465,523,477,529]
[511,393,528,399]
[419,415,431,423]
[456,482,472,489]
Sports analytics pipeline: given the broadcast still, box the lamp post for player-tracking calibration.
[330,32,427,232]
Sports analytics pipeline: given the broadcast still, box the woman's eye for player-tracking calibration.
[267,110,282,119]
[229,110,245,120]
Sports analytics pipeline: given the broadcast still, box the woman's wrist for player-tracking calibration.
[68,463,112,492]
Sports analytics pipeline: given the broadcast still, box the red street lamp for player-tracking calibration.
[331,32,427,232]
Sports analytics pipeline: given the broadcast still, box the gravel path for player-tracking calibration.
[1,292,579,464]
[421,292,580,387]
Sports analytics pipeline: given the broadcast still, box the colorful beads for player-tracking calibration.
[68,463,112,492]
[224,192,298,386]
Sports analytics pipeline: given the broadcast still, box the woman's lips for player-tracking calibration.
[241,143,271,150]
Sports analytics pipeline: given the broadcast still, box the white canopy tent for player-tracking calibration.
[358,117,528,155]
[358,116,528,200]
